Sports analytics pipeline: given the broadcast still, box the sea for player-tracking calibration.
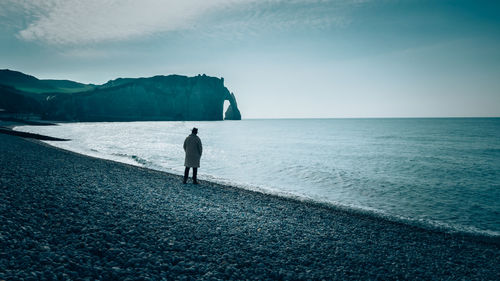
[15,118,500,237]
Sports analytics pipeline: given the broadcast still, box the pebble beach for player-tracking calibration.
[1,132,499,280]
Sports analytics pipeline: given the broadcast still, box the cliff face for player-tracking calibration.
[0,70,241,121]
[0,85,43,114]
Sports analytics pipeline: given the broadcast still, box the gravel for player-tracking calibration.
[1,133,499,280]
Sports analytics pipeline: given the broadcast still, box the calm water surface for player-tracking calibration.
[17,118,500,236]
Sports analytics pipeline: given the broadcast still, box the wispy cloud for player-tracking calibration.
[10,0,238,45]
[3,0,367,45]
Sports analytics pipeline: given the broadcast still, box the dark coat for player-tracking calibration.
[183,134,202,167]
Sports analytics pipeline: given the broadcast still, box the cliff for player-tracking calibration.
[0,70,241,121]
[0,85,43,114]
[0,69,95,93]
[224,92,241,120]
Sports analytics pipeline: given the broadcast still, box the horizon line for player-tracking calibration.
[240,116,500,120]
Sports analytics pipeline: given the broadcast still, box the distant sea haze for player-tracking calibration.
[16,118,500,237]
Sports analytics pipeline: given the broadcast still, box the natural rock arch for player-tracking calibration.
[224,91,241,120]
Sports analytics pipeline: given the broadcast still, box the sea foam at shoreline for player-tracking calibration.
[15,118,500,236]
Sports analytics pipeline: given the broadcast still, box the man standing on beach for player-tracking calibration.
[183,127,202,184]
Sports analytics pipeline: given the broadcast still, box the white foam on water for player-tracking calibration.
[14,118,500,237]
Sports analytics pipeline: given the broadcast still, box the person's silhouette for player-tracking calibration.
[183,127,202,184]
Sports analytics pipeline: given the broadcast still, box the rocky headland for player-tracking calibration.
[0,69,241,121]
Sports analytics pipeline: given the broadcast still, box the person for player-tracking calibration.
[183,127,202,184]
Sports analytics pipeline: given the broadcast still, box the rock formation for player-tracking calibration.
[224,92,241,120]
[0,70,241,121]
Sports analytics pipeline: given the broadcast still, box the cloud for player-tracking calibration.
[6,0,367,45]
[59,47,121,59]
[12,0,236,45]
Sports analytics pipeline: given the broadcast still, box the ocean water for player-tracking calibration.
[16,118,500,236]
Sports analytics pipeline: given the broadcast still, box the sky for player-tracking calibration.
[1,0,499,118]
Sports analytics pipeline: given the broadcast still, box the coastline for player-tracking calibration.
[1,132,499,279]
[11,121,500,239]
[0,118,67,141]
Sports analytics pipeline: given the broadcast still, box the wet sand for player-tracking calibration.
[0,133,499,280]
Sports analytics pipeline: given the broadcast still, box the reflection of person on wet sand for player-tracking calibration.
[183,127,202,184]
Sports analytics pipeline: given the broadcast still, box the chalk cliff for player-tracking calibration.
[0,70,241,121]
[224,92,241,120]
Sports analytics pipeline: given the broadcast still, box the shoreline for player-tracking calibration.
[0,119,67,141]
[12,122,500,240]
[20,132,500,241]
[1,132,500,279]
[0,127,69,141]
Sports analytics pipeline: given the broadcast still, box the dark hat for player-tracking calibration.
[192,127,198,134]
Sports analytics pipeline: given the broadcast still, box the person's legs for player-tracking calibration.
[183,167,190,184]
[193,167,198,184]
